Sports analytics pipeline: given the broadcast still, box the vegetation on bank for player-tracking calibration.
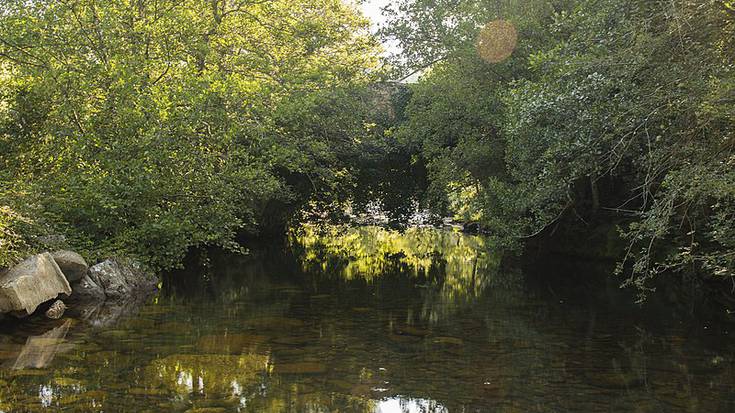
[1,0,733,302]
[380,0,734,300]
[0,0,386,269]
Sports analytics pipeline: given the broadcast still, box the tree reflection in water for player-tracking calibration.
[291,225,512,323]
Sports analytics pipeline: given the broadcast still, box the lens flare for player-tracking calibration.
[477,20,517,63]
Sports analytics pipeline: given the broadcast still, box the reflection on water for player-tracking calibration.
[8,319,74,370]
[293,225,498,283]
[292,225,508,324]
[377,398,447,413]
[147,353,270,397]
[0,226,733,412]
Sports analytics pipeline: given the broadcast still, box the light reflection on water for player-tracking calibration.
[0,225,733,412]
[376,397,447,413]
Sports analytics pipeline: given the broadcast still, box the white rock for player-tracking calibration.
[0,253,72,316]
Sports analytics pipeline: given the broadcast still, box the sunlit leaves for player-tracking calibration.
[0,0,381,269]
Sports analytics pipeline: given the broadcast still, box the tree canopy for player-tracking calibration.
[1,0,733,301]
[382,0,734,298]
[0,0,382,269]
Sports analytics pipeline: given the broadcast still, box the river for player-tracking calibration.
[0,226,733,412]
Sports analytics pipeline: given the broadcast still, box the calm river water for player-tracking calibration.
[0,226,733,412]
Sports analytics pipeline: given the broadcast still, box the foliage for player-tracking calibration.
[1,0,732,302]
[0,203,32,269]
[383,0,735,298]
[0,178,75,268]
[0,0,380,269]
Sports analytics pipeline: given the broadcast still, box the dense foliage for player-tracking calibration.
[1,0,733,303]
[381,0,734,298]
[0,0,381,269]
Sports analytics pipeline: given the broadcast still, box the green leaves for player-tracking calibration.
[387,0,735,298]
[0,0,381,270]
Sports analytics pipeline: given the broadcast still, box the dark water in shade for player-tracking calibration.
[0,226,734,412]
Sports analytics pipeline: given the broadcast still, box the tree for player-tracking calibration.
[0,0,380,269]
[384,0,735,298]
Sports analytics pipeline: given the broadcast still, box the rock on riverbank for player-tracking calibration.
[86,258,158,300]
[50,250,88,283]
[0,253,72,316]
[0,252,157,320]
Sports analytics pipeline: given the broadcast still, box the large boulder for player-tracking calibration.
[0,253,72,316]
[51,250,88,282]
[71,274,106,301]
[88,258,157,300]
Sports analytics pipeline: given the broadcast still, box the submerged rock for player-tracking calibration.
[432,336,464,346]
[0,253,72,316]
[184,408,227,413]
[51,250,88,282]
[197,333,270,354]
[246,316,305,329]
[53,377,85,387]
[88,258,158,300]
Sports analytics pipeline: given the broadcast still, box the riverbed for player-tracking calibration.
[0,226,733,412]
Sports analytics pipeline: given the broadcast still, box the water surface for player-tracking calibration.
[0,226,733,412]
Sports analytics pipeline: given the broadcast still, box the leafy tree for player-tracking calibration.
[383,0,735,298]
[0,0,380,269]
